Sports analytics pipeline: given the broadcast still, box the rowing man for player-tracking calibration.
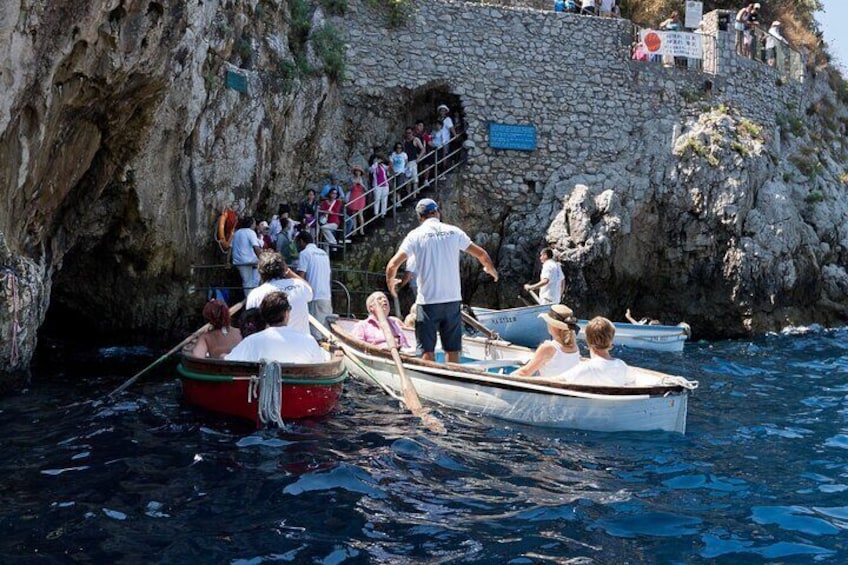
[386,198,498,363]
[524,247,564,304]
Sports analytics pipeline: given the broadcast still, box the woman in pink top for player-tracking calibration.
[370,156,390,219]
[351,292,411,349]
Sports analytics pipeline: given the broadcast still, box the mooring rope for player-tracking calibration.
[661,376,699,390]
[257,361,287,428]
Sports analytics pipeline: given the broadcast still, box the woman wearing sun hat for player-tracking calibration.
[514,304,581,377]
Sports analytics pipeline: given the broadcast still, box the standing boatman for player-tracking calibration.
[524,247,564,304]
[386,198,498,363]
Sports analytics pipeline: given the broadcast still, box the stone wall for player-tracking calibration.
[339,0,845,333]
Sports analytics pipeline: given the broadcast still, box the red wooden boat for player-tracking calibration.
[177,351,347,426]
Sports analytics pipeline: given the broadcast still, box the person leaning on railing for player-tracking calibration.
[765,21,786,67]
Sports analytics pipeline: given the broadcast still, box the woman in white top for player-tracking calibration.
[514,304,581,377]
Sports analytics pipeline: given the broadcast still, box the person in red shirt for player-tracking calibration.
[318,188,348,245]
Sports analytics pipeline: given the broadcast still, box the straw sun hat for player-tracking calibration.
[538,304,580,332]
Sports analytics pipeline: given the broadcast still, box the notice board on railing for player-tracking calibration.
[488,123,536,151]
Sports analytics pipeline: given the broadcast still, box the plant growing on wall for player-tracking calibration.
[366,0,415,28]
[312,24,347,80]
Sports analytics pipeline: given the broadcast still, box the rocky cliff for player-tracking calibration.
[1,0,847,380]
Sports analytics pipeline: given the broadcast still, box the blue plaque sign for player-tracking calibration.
[489,122,536,151]
[225,70,248,94]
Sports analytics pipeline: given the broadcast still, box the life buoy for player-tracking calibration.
[216,209,237,251]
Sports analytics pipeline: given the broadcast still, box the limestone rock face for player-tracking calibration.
[526,104,848,336]
[0,0,346,378]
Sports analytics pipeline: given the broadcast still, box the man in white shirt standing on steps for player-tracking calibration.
[295,230,333,339]
[524,247,565,304]
[231,216,263,292]
[386,198,499,363]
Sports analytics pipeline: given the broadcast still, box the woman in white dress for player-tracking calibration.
[514,305,581,377]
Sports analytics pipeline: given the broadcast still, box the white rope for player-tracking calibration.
[661,376,699,390]
[257,361,287,428]
[247,376,259,403]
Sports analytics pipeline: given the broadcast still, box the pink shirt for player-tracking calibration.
[351,315,410,349]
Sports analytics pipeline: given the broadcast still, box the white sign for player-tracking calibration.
[685,1,703,30]
[640,30,704,59]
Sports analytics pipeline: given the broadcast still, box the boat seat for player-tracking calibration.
[462,359,519,370]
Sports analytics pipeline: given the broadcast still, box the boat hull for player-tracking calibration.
[330,320,692,433]
[472,305,689,352]
[178,354,347,425]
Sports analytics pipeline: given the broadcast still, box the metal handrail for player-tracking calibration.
[331,279,352,318]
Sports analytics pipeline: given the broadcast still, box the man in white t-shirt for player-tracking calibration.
[226,291,328,363]
[246,252,313,335]
[231,216,263,291]
[294,230,333,339]
[553,316,631,386]
[386,198,499,362]
[524,247,565,304]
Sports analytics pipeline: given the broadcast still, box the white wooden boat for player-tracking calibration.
[471,304,690,352]
[329,319,697,434]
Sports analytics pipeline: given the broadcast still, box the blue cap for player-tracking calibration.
[416,198,439,216]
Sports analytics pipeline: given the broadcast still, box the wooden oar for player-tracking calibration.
[526,289,542,305]
[392,293,403,319]
[107,300,245,398]
[460,308,499,340]
[374,307,445,434]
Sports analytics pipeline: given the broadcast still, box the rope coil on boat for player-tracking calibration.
[661,376,699,390]
[257,361,287,428]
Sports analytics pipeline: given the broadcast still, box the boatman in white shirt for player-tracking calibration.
[225,291,328,363]
[524,247,565,304]
[246,251,314,335]
[386,198,499,363]
[294,230,333,339]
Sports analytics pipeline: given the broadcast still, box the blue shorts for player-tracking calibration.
[416,301,462,354]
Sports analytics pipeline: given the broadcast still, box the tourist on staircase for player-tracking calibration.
[318,188,347,246]
[347,165,367,237]
[231,216,263,292]
[297,189,319,240]
[403,126,425,197]
[390,143,409,204]
[370,155,390,220]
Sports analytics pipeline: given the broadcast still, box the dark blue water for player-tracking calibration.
[2,328,848,563]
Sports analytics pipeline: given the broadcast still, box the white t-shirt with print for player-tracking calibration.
[246,278,314,335]
[398,218,471,305]
[296,243,332,301]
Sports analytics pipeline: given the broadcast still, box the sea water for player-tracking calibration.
[1,327,847,563]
